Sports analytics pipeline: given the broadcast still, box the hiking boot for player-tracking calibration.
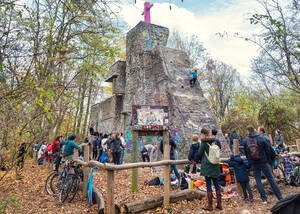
[203,192,213,211]
[216,190,223,210]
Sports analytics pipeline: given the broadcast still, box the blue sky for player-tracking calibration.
[120,0,262,76]
[152,0,234,14]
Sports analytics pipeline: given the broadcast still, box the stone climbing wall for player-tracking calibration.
[91,21,222,159]
[123,21,169,113]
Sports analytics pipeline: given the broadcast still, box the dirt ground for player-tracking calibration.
[1,160,300,214]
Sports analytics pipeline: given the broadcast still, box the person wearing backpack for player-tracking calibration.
[242,125,282,204]
[187,135,200,174]
[53,136,63,171]
[198,128,222,211]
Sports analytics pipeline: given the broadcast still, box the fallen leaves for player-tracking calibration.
[1,160,300,214]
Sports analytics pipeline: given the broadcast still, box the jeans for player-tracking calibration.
[240,181,253,199]
[205,176,220,192]
[170,154,180,179]
[119,149,125,164]
[253,163,282,201]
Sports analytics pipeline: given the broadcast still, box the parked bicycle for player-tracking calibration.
[45,160,83,203]
[275,149,300,186]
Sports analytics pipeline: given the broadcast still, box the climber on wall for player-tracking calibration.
[190,69,198,87]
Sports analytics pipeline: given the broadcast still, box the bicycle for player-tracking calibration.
[290,160,300,186]
[45,160,83,203]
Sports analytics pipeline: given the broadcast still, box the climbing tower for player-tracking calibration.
[90,21,221,158]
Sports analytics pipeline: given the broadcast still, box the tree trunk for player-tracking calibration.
[76,77,87,138]
[81,78,93,138]
[73,80,82,134]
[124,189,204,213]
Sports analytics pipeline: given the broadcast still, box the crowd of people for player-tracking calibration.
[10,122,288,211]
[185,125,284,211]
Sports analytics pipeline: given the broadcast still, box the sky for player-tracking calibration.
[119,0,263,76]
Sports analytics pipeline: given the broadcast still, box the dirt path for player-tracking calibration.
[1,160,300,214]
[0,160,97,214]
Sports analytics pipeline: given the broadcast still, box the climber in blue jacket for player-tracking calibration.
[190,69,198,87]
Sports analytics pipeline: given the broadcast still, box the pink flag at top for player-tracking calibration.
[142,1,153,23]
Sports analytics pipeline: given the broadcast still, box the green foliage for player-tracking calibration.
[0,194,22,213]
[258,94,299,144]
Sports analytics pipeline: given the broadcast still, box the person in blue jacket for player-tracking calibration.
[63,135,81,160]
[228,155,253,202]
[190,69,198,87]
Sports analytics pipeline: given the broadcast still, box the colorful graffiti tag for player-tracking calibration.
[125,129,132,152]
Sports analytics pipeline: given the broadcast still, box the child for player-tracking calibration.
[187,135,200,174]
[37,144,46,165]
[228,155,253,202]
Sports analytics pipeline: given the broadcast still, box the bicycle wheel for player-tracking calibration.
[50,172,61,195]
[45,172,59,195]
[59,173,77,203]
[66,174,80,203]
[277,161,287,184]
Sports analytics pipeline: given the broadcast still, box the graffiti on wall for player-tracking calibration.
[125,128,132,152]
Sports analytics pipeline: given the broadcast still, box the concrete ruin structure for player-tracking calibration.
[90,21,221,158]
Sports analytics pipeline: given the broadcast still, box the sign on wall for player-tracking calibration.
[132,105,168,130]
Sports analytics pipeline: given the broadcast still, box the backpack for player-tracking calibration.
[148,177,161,186]
[247,137,261,160]
[180,176,188,190]
[205,141,220,165]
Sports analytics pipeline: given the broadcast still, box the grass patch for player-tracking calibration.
[0,194,22,213]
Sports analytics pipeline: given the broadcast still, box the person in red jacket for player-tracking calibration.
[53,136,63,171]
[43,142,54,162]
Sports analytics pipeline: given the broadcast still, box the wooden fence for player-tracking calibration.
[76,139,300,214]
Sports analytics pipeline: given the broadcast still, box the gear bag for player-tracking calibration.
[205,141,220,165]
[247,137,261,160]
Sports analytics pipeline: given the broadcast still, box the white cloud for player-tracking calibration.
[119,0,264,76]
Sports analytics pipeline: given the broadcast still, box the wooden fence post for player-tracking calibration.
[233,139,243,196]
[297,139,300,152]
[131,131,138,192]
[83,145,90,193]
[269,134,273,146]
[163,130,170,207]
[107,170,115,214]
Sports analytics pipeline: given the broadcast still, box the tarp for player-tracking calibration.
[88,167,94,206]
